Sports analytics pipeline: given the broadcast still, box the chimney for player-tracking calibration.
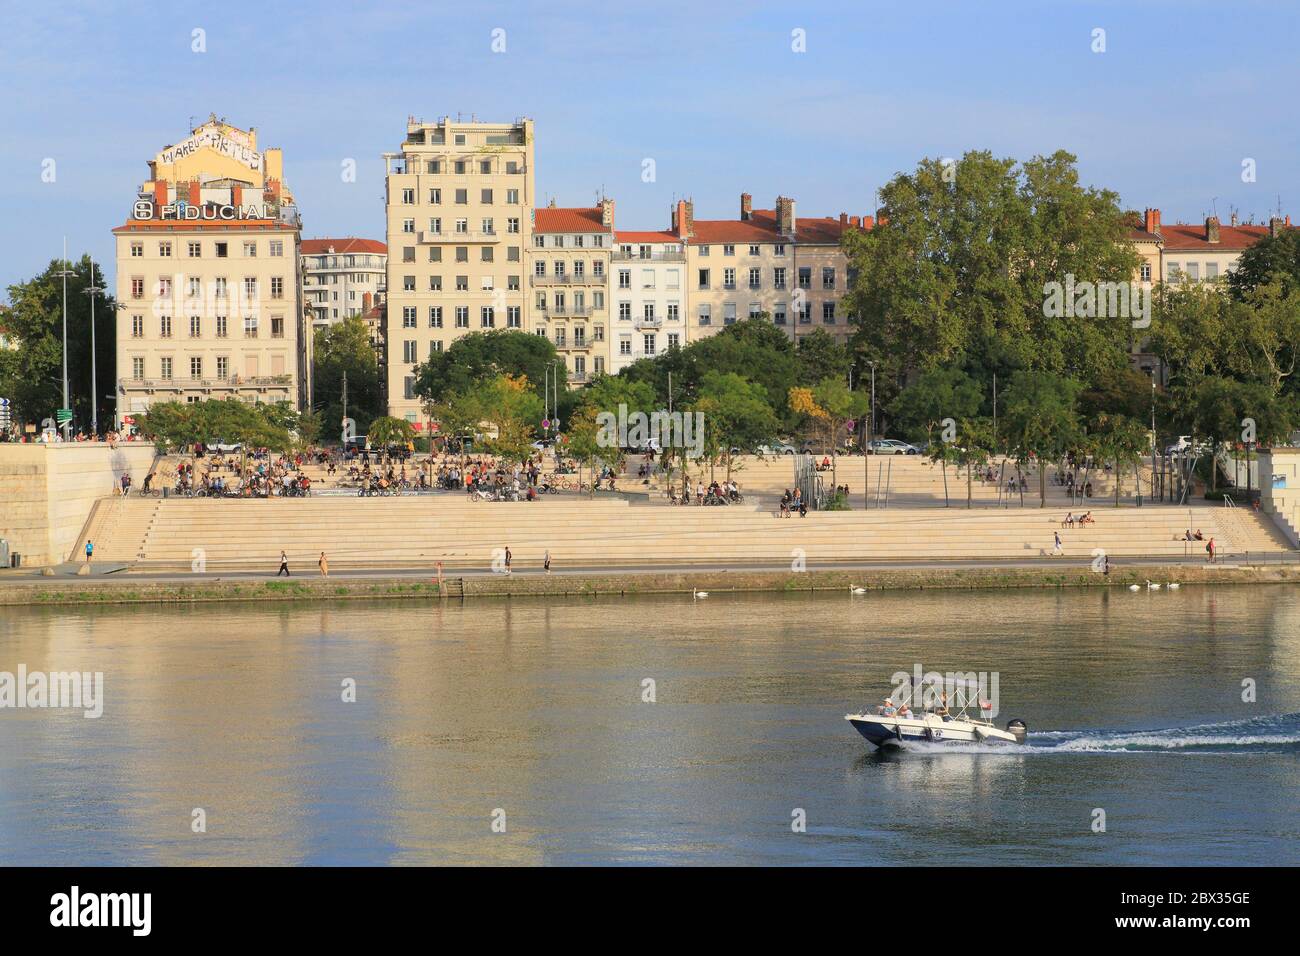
[362,292,373,312]
[775,196,796,238]
[187,179,201,206]
[740,192,753,221]
[862,215,875,230]
[231,184,243,208]
[849,216,860,229]
[153,180,168,206]
[1270,216,1284,239]
[1206,216,1220,243]
[600,197,615,229]
[1143,208,1163,235]
[673,199,694,239]
[839,212,848,229]
[1230,211,1239,227]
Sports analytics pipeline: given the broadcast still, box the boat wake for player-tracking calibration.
[1028,713,1300,754]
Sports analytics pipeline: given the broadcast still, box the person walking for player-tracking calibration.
[84,539,93,565]
[318,551,329,577]
[543,550,552,574]
[1206,537,1216,564]
[504,546,512,575]
[1052,531,1063,555]
[120,473,131,496]
[277,550,290,576]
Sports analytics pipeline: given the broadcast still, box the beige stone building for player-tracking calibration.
[608,227,688,374]
[112,116,308,425]
[683,194,868,345]
[529,202,613,384]
[302,237,387,327]
[383,116,535,424]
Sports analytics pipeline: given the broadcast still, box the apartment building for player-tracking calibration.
[529,201,614,384]
[112,116,308,424]
[383,116,535,423]
[302,237,386,326]
[684,194,868,346]
[608,228,687,374]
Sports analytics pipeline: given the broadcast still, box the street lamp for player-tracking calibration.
[82,256,104,435]
[53,237,76,439]
[865,360,877,509]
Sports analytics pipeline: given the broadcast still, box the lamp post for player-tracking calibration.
[54,238,76,440]
[82,256,104,435]
[865,360,876,509]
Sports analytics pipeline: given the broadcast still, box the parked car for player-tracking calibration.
[868,439,921,455]
[756,441,797,456]
[1165,435,1212,456]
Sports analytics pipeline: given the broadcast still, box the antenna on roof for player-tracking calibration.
[1211,197,1218,217]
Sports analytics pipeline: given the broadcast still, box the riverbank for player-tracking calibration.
[3,562,1299,606]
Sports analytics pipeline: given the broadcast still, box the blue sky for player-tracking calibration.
[0,0,1296,299]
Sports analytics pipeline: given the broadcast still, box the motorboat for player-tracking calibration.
[845,675,1027,748]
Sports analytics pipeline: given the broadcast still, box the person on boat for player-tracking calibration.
[880,699,897,716]
[934,692,949,718]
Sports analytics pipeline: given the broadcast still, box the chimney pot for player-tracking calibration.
[1206,216,1221,243]
[740,192,752,221]
[775,196,796,238]
[1269,216,1284,239]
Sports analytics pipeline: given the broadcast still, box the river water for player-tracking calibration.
[2,587,1298,865]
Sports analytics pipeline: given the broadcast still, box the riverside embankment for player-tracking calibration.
[3,562,1300,607]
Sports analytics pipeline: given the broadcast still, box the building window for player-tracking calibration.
[667,333,680,349]
[698,304,711,326]
[403,307,417,328]
[215,242,228,258]
[271,315,284,338]
[455,307,469,328]
[749,267,761,289]
[131,315,143,337]
[822,301,836,323]
[749,303,763,320]
[618,269,631,289]
[507,306,521,328]
[159,315,172,337]
[798,267,812,289]
[404,340,417,363]
[724,303,737,325]
[160,357,172,380]
[244,241,258,257]
[618,302,632,320]
[132,357,144,379]
[723,245,735,256]
[270,277,284,299]
[822,267,836,289]
[244,316,258,337]
[190,357,203,379]
[269,241,283,257]
[130,242,143,258]
[190,315,201,337]
[429,306,443,328]
[216,315,228,337]
[131,277,144,299]
[187,242,201,258]
[723,268,736,290]
[158,242,171,258]
[455,189,468,204]
[402,188,415,204]
[216,357,228,380]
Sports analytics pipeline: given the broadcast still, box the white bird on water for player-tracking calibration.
[850,586,867,594]
[1167,582,1181,590]
[1146,580,1161,590]
[693,589,709,598]
[1128,584,1141,592]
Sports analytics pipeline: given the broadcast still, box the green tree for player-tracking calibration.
[795,328,850,387]
[1228,227,1300,299]
[2,255,116,431]
[413,329,562,404]
[312,316,383,441]
[999,371,1083,507]
[694,371,780,479]
[135,398,294,456]
[367,415,416,448]
[888,367,983,446]
[842,150,1138,406]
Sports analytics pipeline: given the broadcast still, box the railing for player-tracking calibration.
[121,376,292,389]
[611,251,686,262]
[530,275,602,287]
[542,305,596,317]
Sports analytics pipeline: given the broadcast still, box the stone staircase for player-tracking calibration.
[75,494,1292,572]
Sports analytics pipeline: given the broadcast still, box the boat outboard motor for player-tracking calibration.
[1006,719,1028,744]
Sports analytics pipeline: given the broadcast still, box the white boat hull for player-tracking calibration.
[845,713,1022,748]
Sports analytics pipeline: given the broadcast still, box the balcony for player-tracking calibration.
[529,274,603,287]
[611,250,686,262]
[543,305,596,317]
[635,317,663,330]
[420,230,499,243]
[121,375,293,391]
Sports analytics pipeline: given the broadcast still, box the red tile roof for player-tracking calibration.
[302,237,386,255]
[534,207,608,233]
[689,208,870,245]
[615,230,681,244]
[1157,223,1277,251]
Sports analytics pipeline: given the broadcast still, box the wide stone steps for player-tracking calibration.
[77,496,1289,570]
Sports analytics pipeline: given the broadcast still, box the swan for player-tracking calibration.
[850,586,867,594]
[1146,580,1161,590]
[1167,582,1181,590]
[693,589,709,598]
[1128,584,1140,591]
